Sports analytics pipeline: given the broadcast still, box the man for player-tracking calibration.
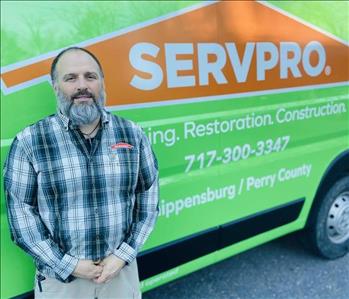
[4,47,159,299]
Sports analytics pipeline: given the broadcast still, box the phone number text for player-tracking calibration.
[184,135,290,173]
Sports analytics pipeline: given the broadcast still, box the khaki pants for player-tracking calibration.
[34,261,141,299]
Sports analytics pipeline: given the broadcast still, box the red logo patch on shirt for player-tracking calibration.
[111,142,134,150]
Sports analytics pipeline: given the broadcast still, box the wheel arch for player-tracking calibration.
[306,149,349,228]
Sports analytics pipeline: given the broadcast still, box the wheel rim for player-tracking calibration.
[326,191,349,244]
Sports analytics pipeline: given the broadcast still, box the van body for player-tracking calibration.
[1,1,348,298]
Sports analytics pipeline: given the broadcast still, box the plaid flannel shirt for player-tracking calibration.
[3,109,159,282]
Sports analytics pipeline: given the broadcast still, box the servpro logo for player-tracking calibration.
[1,1,348,109]
[129,41,328,91]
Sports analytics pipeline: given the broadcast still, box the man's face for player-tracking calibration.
[54,50,105,126]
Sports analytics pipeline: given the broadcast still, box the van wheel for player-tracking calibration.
[307,176,349,259]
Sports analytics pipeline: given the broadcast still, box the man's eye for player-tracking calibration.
[87,75,96,80]
[65,77,75,82]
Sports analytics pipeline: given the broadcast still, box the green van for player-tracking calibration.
[1,1,348,298]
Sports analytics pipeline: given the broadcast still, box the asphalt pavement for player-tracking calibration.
[142,233,349,299]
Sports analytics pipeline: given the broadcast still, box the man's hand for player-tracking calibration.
[72,259,103,280]
[93,255,126,284]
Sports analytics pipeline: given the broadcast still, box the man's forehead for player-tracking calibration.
[56,50,100,74]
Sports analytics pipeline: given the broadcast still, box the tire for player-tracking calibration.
[306,175,349,259]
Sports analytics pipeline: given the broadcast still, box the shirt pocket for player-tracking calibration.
[109,147,139,194]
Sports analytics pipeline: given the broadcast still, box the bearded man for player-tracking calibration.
[4,47,159,299]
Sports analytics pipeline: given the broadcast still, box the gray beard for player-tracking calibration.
[57,89,105,126]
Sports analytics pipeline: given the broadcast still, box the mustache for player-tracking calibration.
[71,90,95,100]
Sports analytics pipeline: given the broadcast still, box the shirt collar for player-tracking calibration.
[57,109,110,131]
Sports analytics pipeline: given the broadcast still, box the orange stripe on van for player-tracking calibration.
[1,1,348,106]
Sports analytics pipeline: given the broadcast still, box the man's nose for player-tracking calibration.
[76,77,88,90]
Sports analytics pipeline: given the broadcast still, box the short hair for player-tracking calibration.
[50,47,104,83]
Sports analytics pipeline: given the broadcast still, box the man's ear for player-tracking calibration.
[103,85,107,100]
[52,82,59,94]
[101,81,107,100]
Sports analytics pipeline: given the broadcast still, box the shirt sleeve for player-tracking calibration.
[113,129,159,263]
[3,137,78,281]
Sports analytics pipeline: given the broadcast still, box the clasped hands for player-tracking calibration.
[72,254,126,284]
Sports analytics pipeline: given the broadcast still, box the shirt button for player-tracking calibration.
[96,235,100,240]
[93,259,101,265]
